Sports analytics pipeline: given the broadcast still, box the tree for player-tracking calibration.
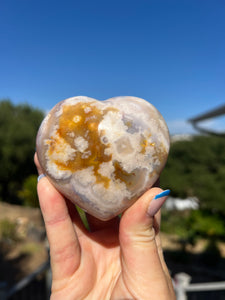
[160,135,225,215]
[0,100,44,204]
[160,136,225,248]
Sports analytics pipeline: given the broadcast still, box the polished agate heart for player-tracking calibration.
[36,96,170,220]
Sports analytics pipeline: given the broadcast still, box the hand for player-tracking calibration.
[34,153,175,300]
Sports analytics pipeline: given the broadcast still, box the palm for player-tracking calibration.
[51,204,136,300]
[54,227,125,300]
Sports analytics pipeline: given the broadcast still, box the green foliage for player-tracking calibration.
[161,210,196,245]
[0,100,44,204]
[20,242,42,255]
[76,205,90,230]
[18,175,39,207]
[161,209,225,246]
[189,210,225,238]
[0,219,18,241]
[160,135,225,214]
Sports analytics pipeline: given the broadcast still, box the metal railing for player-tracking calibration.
[0,259,51,300]
[174,273,225,300]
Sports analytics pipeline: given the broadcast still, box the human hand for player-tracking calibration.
[34,153,175,300]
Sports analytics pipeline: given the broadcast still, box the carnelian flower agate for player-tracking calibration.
[36,96,170,220]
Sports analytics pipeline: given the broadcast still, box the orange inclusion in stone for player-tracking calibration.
[113,161,136,187]
[48,102,114,188]
[46,102,167,190]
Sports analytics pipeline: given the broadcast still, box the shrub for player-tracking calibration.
[18,175,39,207]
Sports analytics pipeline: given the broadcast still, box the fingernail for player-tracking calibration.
[147,189,170,217]
[154,189,170,199]
[37,174,46,182]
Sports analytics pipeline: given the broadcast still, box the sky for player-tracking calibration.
[1,0,225,135]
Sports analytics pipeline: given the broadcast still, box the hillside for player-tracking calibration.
[0,202,47,286]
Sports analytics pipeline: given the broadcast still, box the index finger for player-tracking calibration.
[37,176,82,281]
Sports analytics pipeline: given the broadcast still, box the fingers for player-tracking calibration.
[119,188,172,298]
[36,159,82,281]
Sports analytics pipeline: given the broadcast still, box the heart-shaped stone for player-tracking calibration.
[36,96,170,220]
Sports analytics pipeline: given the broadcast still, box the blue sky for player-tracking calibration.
[1,0,225,135]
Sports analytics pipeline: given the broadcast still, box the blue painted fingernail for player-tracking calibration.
[37,174,46,182]
[154,189,170,200]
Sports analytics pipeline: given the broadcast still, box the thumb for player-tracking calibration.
[119,188,170,297]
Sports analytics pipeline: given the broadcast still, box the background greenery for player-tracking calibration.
[161,135,225,213]
[0,100,44,206]
[160,135,225,244]
[1,99,225,242]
